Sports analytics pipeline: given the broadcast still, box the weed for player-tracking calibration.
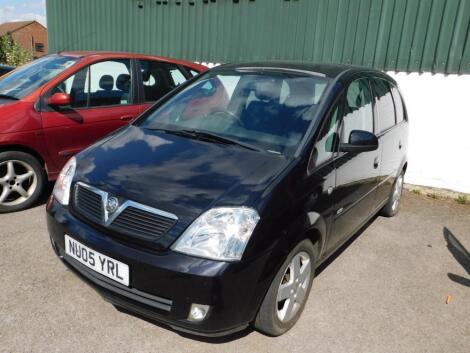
[456,195,468,205]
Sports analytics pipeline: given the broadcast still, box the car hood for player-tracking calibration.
[75,126,290,243]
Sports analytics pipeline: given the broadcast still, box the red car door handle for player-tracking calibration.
[120,115,134,121]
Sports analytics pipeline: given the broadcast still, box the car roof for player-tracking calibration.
[54,51,207,71]
[214,61,393,82]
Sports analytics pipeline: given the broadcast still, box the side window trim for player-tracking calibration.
[85,65,91,107]
[134,59,146,104]
[130,58,144,104]
[177,64,194,79]
[366,78,377,135]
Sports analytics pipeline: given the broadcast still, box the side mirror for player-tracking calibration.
[47,92,71,107]
[339,130,378,153]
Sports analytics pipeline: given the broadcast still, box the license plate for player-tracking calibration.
[64,235,129,286]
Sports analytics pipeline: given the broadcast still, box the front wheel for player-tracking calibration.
[254,239,315,336]
[0,151,46,213]
[381,171,404,217]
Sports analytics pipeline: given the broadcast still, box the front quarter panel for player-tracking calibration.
[0,101,41,133]
[239,156,335,323]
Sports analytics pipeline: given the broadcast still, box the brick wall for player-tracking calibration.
[11,22,47,58]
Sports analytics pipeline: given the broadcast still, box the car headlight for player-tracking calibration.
[171,207,260,261]
[52,157,76,206]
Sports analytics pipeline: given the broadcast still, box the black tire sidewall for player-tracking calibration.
[255,239,316,336]
[0,151,46,213]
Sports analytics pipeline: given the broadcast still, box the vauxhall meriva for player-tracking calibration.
[47,63,408,337]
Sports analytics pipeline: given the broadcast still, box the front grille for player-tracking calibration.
[74,183,103,224]
[110,206,177,239]
[72,182,177,240]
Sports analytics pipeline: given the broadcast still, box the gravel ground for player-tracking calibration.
[0,191,469,353]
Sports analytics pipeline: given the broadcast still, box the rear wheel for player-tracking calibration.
[381,171,404,217]
[0,151,46,213]
[254,239,315,336]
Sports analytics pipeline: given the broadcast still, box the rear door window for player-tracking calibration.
[372,79,396,132]
[138,60,189,102]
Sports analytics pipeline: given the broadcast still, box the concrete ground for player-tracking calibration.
[0,191,469,353]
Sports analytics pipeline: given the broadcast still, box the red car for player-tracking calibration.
[0,52,207,212]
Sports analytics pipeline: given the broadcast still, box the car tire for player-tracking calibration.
[254,239,315,336]
[0,151,46,213]
[381,170,405,217]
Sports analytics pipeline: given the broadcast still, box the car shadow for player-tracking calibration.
[443,227,470,287]
[113,305,253,343]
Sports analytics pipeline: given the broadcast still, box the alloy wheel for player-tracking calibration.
[391,174,404,212]
[276,251,311,322]
[0,160,38,207]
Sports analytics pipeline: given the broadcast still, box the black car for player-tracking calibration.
[47,62,408,337]
[0,64,14,76]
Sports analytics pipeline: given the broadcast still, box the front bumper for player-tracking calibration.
[46,199,270,337]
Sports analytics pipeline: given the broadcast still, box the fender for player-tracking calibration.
[246,210,328,323]
[398,158,408,177]
[0,134,58,179]
[263,210,328,279]
[304,211,328,259]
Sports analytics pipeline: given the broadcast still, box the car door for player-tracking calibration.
[135,60,192,113]
[370,78,403,206]
[41,59,141,168]
[328,77,380,250]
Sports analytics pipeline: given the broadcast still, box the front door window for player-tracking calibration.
[50,59,133,108]
[341,78,374,142]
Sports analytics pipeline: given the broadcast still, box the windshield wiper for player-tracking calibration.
[0,94,18,100]
[145,127,196,138]
[179,129,262,152]
[146,127,261,152]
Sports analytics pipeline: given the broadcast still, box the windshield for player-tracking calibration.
[138,70,331,155]
[0,55,78,99]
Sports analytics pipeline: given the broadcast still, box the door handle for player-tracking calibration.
[120,115,134,121]
[373,157,379,169]
[399,141,402,150]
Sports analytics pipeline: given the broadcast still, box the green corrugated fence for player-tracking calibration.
[46,0,470,74]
